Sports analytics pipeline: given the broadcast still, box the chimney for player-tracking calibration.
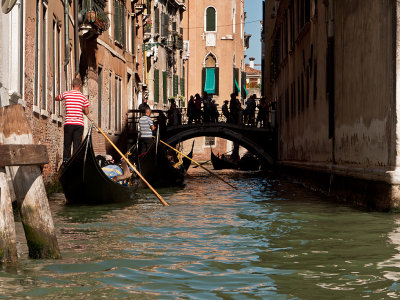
[249,57,255,69]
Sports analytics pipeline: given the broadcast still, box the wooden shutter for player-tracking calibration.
[214,67,219,95]
[154,69,159,103]
[202,68,206,94]
[206,7,216,31]
[180,77,184,96]
[233,68,239,95]
[173,75,178,97]
[163,71,167,104]
[154,7,159,35]
[114,0,120,42]
[241,71,246,98]
[122,6,126,48]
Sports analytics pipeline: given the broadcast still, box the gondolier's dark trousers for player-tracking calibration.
[139,137,153,155]
[63,124,84,160]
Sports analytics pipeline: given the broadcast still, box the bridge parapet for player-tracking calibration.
[163,123,277,166]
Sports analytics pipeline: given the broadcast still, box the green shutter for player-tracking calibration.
[122,6,126,47]
[162,71,167,104]
[173,75,178,97]
[180,77,184,96]
[155,7,159,35]
[114,0,119,42]
[204,68,216,94]
[206,7,216,31]
[154,69,159,103]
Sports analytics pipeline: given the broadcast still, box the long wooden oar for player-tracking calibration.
[88,117,169,206]
[159,139,237,190]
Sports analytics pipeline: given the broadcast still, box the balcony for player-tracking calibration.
[79,1,110,39]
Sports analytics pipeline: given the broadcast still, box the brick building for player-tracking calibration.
[0,0,152,182]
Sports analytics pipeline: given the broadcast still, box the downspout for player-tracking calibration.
[327,0,335,163]
[327,0,335,194]
[64,0,70,90]
[73,0,80,77]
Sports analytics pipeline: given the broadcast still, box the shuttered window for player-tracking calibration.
[161,12,169,38]
[154,69,159,103]
[180,77,184,96]
[114,0,126,47]
[154,7,159,35]
[162,71,167,104]
[173,75,178,97]
[206,7,216,32]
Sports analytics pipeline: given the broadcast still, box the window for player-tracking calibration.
[52,19,57,117]
[161,12,169,38]
[162,71,167,104]
[202,68,219,95]
[114,76,122,132]
[204,137,215,147]
[114,0,126,47]
[154,7,159,35]
[154,69,159,103]
[98,67,103,127]
[173,75,178,97]
[180,77,184,97]
[34,0,40,108]
[205,7,216,32]
[108,72,112,130]
[41,1,48,112]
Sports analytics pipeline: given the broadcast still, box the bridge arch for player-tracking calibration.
[163,123,276,166]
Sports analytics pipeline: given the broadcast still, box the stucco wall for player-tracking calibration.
[335,0,395,168]
[275,0,396,177]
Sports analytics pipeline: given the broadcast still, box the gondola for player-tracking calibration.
[210,149,239,170]
[137,140,194,187]
[239,152,261,171]
[59,129,138,205]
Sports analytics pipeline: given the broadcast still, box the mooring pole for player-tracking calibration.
[0,167,18,264]
[0,105,60,259]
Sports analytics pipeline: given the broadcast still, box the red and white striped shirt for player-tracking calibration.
[57,90,89,126]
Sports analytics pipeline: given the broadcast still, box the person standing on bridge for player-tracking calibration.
[56,77,89,162]
[138,108,156,155]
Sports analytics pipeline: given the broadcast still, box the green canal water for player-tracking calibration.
[2,170,400,299]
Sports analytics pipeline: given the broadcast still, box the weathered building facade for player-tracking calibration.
[264,0,400,210]
[143,0,187,110]
[0,0,151,182]
[180,0,247,160]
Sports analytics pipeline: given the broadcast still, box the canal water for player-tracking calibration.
[2,169,400,299]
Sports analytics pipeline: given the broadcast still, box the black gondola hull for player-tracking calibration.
[59,132,137,205]
[210,150,239,170]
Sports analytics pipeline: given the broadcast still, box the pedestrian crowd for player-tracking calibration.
[184,92,269,127]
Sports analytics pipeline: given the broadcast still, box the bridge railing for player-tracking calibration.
[127,108,277,130]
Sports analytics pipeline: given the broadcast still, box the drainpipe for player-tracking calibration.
[73,0,80,77]
[327,0,335,163]
[64,0,70,90]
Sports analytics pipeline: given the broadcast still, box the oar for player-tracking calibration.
[87,117,169,206]
[193,149,233,168]
[158,139,237,190]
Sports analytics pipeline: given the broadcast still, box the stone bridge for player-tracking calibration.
[162,123,277,166]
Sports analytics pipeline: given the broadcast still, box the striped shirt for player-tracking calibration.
[57,90,89,126]
[138,115,154,138]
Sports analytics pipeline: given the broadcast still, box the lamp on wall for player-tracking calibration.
[1,0,17,14]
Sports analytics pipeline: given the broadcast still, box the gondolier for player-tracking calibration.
[56,78,89,161]
[138,107,156,155]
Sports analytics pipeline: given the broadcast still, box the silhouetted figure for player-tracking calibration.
[194,93,202,123]
[222,100,230,123]
[210,99,219,122]
[187,95,196,124]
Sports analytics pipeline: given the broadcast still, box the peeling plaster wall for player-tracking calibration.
[275,0,396,174]
[335,0,394,168]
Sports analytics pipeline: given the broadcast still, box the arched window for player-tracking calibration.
[202,53,219,95]
[205,7,216,32]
